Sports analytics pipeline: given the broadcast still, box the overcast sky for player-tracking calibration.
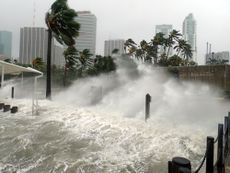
[0,0,229,64]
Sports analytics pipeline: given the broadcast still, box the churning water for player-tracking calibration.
[0,56,229,173]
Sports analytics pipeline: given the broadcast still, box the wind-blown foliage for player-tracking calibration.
[45,0,80,98]
[124,29,194,66]
[45,0,80,46]
[32,57,45,71]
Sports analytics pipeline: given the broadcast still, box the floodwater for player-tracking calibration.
[0,57,229,173]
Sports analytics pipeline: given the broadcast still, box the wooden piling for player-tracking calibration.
[206,136,214,173]
[11,86,14,99]
[145,93,151,121]
[224,116,228,157]
[217,124,224,170]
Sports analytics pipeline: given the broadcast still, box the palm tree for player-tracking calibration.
[124,38,137,55]
[78,49,93,75]
[151,32,165,64]
[32,57,45,71]
[166,30,182,57]
[45,0,80,99]
[63,46,78,86]
[174,39,187,56]
[181,43,193,62]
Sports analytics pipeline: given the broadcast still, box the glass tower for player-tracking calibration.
[183,13,197,61]
[0,31,12,58]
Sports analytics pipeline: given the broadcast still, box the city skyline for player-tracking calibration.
[0,0,229,65]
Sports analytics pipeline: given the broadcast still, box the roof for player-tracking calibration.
[0,60,42,75]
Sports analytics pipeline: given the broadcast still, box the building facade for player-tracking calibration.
[183,13,197,62]
[0,31,12,58]
[75,11,97,56]
[104,39,125,56]
[19,27,64,66]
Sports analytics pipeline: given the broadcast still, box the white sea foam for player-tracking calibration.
[0,56,229,172]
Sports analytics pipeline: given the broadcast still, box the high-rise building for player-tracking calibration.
[75,11,97,56]
[155,24,173,55]
[0,31,12,58]
[183,13,197,61]
[104,39,125,56]
[19,27,48,64]
[19,27,64,66]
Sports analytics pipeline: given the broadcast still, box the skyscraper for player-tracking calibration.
[75,11,97,56]
[19,27,48,64]
[104,39,125,56]
[0,31,12,58]
[19,27,64,66]
[183,13,197,61]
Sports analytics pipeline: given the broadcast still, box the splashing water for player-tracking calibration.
[0,56,229,173]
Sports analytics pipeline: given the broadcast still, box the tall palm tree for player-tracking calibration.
[45,0,80,99]
[166,30,182,57]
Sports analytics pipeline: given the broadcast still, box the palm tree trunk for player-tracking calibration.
[46,28,52,99]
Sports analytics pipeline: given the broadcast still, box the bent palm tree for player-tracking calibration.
[166,30,182,57]
[32,57,44,71]
[45,0,80,99]
[78,49,93,76]
[63,46,78,86]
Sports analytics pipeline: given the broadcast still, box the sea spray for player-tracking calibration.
[0,56,229,172]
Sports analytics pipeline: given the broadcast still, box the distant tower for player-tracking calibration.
[75,11,97,56]
[104,39,125,56]
[155,24,173,55]
[0,31,12,58]
[183,13,197,62]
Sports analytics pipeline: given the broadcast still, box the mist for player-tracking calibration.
[53,55,229,134]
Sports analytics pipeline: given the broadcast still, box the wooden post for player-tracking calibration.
[224,116,228,157]
[11,86,14,99]
[145,93,151,121]
[228,112,230,151]
[217,124,224,170]
[206,136,214,173]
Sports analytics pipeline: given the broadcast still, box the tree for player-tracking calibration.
[45,0,80,99]
[32,57,45,71]
[124,30,195,67]
[124,38,137,55]
[78,49,93,76]
[166,30,181,57]
[63,45,78,86]
[94,55,116,73]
